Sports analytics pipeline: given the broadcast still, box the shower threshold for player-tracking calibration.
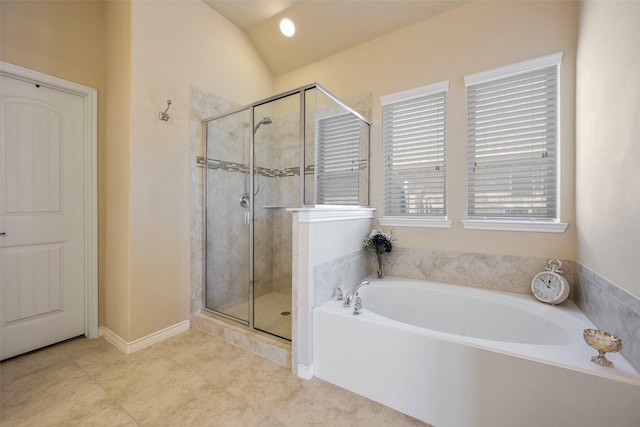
[193,312,291,368]
[220,292,292,341]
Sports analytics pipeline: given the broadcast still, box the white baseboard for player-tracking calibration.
[297,363,314,380]
[99,320,190,354]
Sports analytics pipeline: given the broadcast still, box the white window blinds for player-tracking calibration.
[315,113,363,205]
[382,82,448,218]
[466,54,561,220]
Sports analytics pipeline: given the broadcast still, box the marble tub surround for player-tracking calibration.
[0,329,427,426]
[314,250,370,307]
[574,263,640,373]
[374,247,575,296]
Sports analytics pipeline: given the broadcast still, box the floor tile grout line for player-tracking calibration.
[70,358,143,426]
[157,330,305,414]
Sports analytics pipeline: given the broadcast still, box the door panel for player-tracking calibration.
[1,75,85,360]
[3,101,61,213]
[2,244,63,323]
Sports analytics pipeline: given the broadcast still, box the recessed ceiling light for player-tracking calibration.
[280,18,295,37]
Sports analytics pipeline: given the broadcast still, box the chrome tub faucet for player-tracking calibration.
[343,280,369,307]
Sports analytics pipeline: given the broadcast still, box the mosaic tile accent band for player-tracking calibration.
[197,156,315,178]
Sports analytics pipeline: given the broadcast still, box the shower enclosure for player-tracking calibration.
[203,84,370,341]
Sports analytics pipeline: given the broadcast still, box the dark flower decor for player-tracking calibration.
[363,229,394,254]
[364,229,394,278]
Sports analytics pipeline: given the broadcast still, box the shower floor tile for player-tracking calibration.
[222,292,292,340]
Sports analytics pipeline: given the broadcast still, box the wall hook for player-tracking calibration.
[159,100,172,121]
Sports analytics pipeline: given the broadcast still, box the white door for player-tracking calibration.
[1,74,86,360]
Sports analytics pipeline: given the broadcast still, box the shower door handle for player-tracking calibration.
[240,193,250,208]
[244,211,250,225]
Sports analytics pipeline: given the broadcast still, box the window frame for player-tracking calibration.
[379,81,452,228]
[463,53,568,233]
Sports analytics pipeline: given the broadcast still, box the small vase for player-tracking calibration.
[376,253,384,279]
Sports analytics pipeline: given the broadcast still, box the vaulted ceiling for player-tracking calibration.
[204,0,469,76]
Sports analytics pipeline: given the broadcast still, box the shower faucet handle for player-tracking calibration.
[240,193,250,208]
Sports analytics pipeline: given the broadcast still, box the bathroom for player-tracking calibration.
[1,0,639,425]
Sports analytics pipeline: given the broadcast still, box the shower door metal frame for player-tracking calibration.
[202,83,371,340]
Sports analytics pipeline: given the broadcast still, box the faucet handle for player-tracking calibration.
[336,287,344,301]
[353,292,362,315]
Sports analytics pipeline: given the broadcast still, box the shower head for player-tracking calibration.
[254,116,272,133]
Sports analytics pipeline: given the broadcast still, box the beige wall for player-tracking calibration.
[275,0,578,260]
[1,0,274,341]
[127,0,273,339]
[0,0,106,88]
[103,0,132,338]
[576,1,640,299]
[0,0,108,324]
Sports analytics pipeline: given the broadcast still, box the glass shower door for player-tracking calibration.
[252,94,300,340]
[205,109,251,324]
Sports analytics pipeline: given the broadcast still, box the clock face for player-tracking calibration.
[532,272,568,304]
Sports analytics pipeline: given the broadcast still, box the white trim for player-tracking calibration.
[379,217,452,229]
[100,320,191,354]
[99,327,130,354]
[380,80,449,105]
[555,63,564,222]
[464,52,563,86]
[461,219,568,233]
[297,363,314,380]
[288,207,375,223]
[0,61,99,339]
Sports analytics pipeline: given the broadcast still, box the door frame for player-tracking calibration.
[1,61,98,339]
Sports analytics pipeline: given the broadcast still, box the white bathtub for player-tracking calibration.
[313,277,640,427]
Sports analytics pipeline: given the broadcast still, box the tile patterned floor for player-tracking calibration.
[0,329,429,426]
[223,292,292,340]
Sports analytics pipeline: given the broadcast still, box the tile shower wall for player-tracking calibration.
[206,166,250,309]
[190,87,239,317]
[574,263,640,373]
[253,127,276,300]
[191,87,300,316]
[267,113,300,296]
[205,112,257,311]
[253,112,299,298]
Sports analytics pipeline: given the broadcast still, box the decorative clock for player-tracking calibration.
[531,259,570,305]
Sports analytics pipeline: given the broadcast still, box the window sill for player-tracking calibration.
[379,217,452,228]
[461,219,568,233]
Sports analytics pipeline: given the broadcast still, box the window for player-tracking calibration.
[464,53,567,232]
[380,81,451,228]
[315,113,364,205]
